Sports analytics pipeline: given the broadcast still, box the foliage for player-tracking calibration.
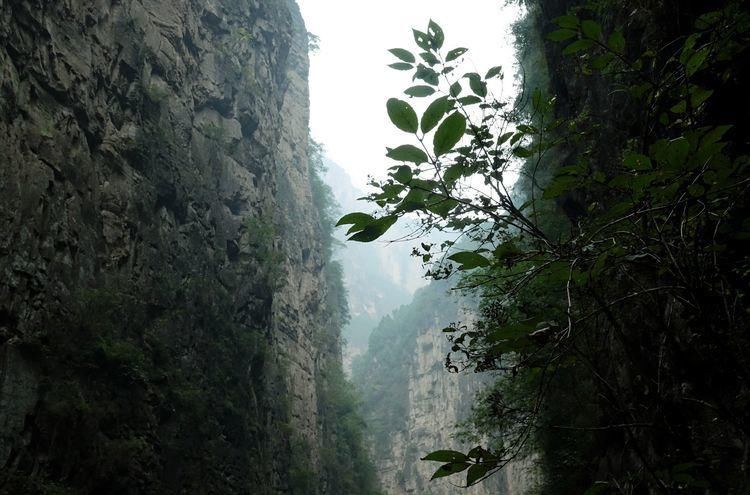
[344,3,750,491]
[3,278,287,494]
[307,134,382,494]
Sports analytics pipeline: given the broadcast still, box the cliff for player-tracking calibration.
[0,0,370,493]
[354,282,535,494]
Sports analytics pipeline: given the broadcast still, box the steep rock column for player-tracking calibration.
[0,0,333,492]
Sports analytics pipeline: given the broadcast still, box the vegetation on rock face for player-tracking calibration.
[344,0,750,492]
[0,137,379,495]
[308,137,382,495]
[352,280,461,457]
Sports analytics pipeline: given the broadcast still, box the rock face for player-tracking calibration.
[354,282,535,494]
[0,0,342,492]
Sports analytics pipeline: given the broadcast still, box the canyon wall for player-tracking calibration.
[354,282,536,494]
[0,0,356,492]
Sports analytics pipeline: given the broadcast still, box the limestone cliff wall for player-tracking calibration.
[355,282,535,494]
[0,0,337,492]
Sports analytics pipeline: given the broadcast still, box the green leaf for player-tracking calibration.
[449,81,462,97]
[583,482,611,495]
[414,64,440,85]
[427,196,458,218]
[543,175,578,199]
[581,20,602,40]
[422,450,469,463]
[547,29,577,41]
[485,66,503,79]
[448,251,490,269]
[563,39,594,55]
[412,29,432,51]
[431,462,470,480]
[466,464,491,486]
[391,165,413,184]
[433,112,466,156]
[421,96,450,134]
[336,212,374,227]
[420,51,440,66]
[513,146,533,158]
[590,53,614,70]
[388,48,415,63]
[386,145,428,164]
[387,98,419,133]
[554,15,579,29]
[623,152,652,170]
[497,131,514,145]
[404,85,436,97]
[469,77,487,97]
[688,183,705,197]
[695,11,722,29]
[445,47,468,61]
[494,242,524,260]
[690,86,713,108]
[685,48,709,76]
[443,164,466,184]
[388,62,413,71]
[458,95,481,106]
[348,215,398,242]
[608,31,626,54]
[428,20,445,50]
[700,125,732,146]
[652,137,689,169]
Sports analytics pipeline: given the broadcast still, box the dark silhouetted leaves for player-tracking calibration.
[433,112,466,156]
[388,48,415,63]
[387,98,419,133]
[448,251,490,269]
[446,47,468,61]
[421,96,451,134]
[386,145,428,164]
[404,85,436,97]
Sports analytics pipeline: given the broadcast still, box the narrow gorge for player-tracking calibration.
[2,0,749,493]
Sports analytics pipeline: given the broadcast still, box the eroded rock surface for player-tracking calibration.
[0,0,337,492]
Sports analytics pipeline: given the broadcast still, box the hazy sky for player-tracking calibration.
[297,0,521,189]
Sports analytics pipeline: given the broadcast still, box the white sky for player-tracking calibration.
[297,0,522,189]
